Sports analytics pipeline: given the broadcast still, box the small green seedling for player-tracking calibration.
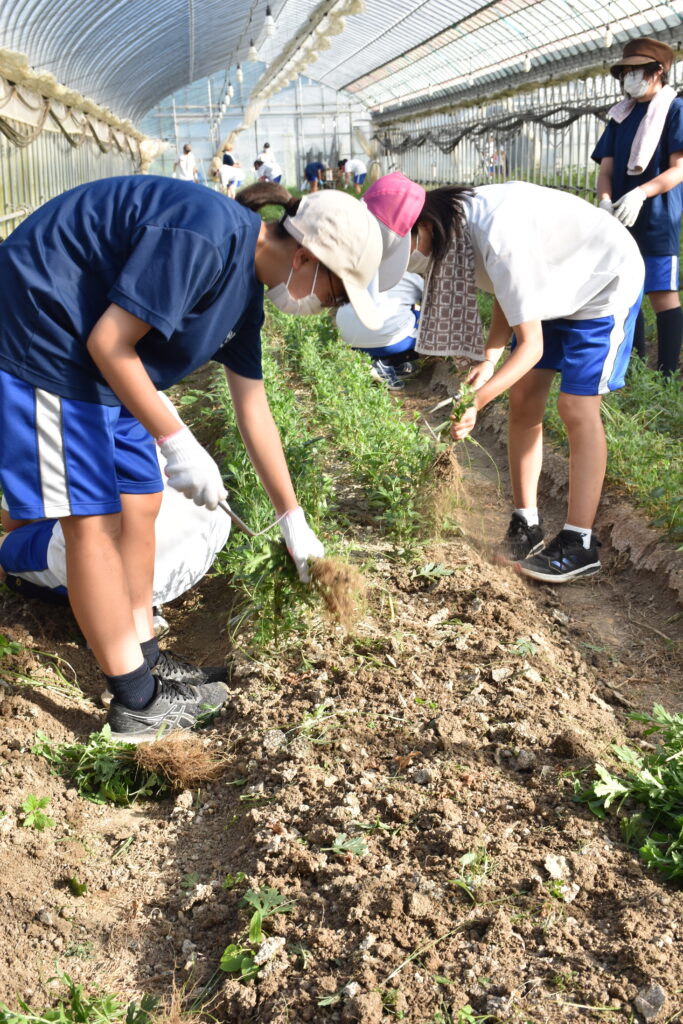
[241,886,295,943]
[412,562,455,581]
[21,794,54,831]
[222,871,246,890]
[180,871,200,891]
[449,848,491,902]
[219,943,259,982]
[321,833,369,857]
[0,971,158,1024]
[68,876,87,897]
[350,817,402,837]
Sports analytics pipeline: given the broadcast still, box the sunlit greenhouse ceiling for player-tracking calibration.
[1,0,682,125]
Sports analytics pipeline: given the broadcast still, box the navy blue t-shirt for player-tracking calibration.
[0,175,264,405]
[592,97,683,256]
[305,161,325,178]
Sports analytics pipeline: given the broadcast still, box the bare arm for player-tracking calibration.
[86,303,182,439]
[597,156,614,202]
[226,369,299,516]
[639,150,683,198]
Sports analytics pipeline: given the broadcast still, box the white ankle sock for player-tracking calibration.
[563,523,591,549]
[515,507,539,527]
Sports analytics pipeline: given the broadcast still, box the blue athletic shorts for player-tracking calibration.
[354,173,367,185]
[357,310,420,358]
[0,369,162,519]
[511,294,642,395]
[644,255,679,293]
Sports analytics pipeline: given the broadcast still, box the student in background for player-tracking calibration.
[173,143,199,183]
[339,158,367,194]
[593,37,683,377]
[254,157,283,184]
[304,160,326,193]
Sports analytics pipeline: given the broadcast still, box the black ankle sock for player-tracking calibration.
[105,661,156,710]
[140,636,160,669]
[656,307,683,376]
[632,308,646,360]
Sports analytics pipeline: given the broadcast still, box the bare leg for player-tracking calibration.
[507,369,555,509]
[60,491,161,676]
[556,393,606,529]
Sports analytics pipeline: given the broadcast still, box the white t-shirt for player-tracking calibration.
[345,158,367,177]
[258,149,274,163]
[463,182,644,324]
[0,453,231,604]
[259,160,282,181]
[176,152,197,181]
[336,273,423,349]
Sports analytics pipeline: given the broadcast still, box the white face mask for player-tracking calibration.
[623,69,650,99]
[407,248,432,275]
[268,262,322,316]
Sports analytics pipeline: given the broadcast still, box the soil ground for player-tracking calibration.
[0,376,682,1024]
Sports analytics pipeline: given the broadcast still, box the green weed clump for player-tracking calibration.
[0,973,157,1024]
[32,727,224,805]
[576,704,683,880]
[273,309,435,544]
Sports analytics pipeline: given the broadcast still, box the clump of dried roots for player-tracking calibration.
[135,732,226,790]
[309,556,366,631]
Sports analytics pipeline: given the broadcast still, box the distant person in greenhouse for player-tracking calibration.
[258,142,274,163]
[339,157,367,194]
[304,159,326,192]
[363,174,644,584]
[254,157,283,184]
[593,37,683,377]
[173,143,199,183]
[220,144,243,199]
[0,175,382,742]
[336,270,423,391]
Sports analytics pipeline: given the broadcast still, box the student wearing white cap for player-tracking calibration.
[0,176,382,742]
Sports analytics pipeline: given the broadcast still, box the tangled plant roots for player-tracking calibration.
[135,733,226,790]
[426,446,466,536]
[309,557,366,631]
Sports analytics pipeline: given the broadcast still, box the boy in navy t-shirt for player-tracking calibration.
[0,176,383,741]
[593,37,683,375]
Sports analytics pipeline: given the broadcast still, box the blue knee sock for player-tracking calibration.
[105,661,156,709]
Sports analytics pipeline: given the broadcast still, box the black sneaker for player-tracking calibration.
[393,359,421,380]
[500,513,545,562]
[370,360,405,391]
[517,529,601,583]
[100,650,227,708]
[106,677,229,744]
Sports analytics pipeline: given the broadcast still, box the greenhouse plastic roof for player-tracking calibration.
[1,0,682,124]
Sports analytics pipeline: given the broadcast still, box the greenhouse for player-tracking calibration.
[1,2,683,1023]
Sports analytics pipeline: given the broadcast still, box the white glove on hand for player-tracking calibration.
[158,427,227,510]
[598,198,614,214]
[613,187,647,228]
[279,507,324,582]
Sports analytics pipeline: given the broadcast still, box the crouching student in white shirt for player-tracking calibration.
[336,271,423,391]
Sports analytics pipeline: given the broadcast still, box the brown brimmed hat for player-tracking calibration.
[610,37,674,78]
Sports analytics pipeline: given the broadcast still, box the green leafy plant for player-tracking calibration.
[412,562,455,581]
[20,794,55,831]
[321,833,369,857]
[449,848,491,902]
[32,726,171,806]
[241,886,296,943]
[222,871,246,890]
[180,872,200,891]
[451,382,477,423]
[0,972,158,1024]
[68,876,87,897]
[576,704,683,880]
[219,943,259,982]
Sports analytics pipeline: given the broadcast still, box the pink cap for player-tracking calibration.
[362,173,426,290]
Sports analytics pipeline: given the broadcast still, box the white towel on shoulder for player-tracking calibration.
[607,85,677,176]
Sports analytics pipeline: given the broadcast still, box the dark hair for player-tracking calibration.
[183,143,191,153]
[236,182,301,229]
[618,61,668,84]
[415,185,474,262]
[338,159,347,168]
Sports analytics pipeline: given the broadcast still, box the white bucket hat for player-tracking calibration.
[283,191,383,329]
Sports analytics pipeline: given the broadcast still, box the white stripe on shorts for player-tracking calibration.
[35,390,72,516]
[597,308,628,395]
[671,256,679,293]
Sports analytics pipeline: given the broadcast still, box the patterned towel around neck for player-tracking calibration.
[415,219,485,362]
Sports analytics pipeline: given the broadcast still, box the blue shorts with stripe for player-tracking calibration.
[644,255,679,293]
[0,369,163,520]
[354,173,367,185]
[511,294,642,396]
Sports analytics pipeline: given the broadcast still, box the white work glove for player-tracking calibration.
[598,198,614,214]
[279,507,324,582]
[158,427,227,510]
[613,187,647,228]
